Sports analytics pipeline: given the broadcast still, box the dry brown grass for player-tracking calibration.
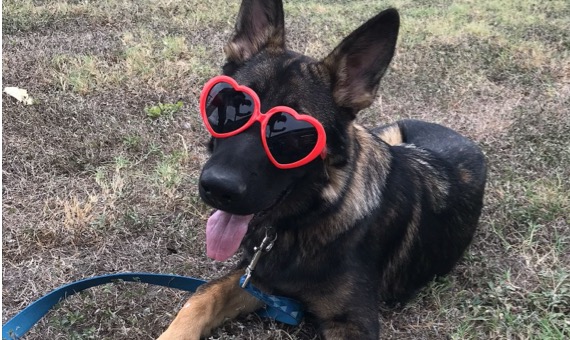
[3,0,570,339]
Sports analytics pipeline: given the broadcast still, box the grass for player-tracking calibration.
[145,101,184,119]
[2,0,569,339]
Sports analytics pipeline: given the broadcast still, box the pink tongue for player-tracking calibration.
[206,210,253,261]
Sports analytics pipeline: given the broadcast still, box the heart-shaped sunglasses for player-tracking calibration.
[200,75,327,169]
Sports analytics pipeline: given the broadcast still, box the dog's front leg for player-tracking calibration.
[308,288,380,340]
[158,269,263,340]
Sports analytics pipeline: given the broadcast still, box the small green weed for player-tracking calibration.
[145,101,183,119]
[122,135,141,149]
[49,309,97,340]
[114,155,130,170]
[155,160,181,189]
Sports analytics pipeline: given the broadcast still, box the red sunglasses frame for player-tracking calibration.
[200,75,327,169]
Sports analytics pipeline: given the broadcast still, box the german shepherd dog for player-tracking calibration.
[159,0,486,339]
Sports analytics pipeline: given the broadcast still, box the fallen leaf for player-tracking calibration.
[3,86,34,105]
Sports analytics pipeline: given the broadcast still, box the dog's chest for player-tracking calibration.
[242,227,354,295]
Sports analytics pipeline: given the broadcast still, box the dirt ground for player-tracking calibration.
[2,0,569,339]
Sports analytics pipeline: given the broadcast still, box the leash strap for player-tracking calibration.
[2,273,304,339]
[2,273,206,340]
[239,275,304,326]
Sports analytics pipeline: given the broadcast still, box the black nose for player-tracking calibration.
[199,167,247,209]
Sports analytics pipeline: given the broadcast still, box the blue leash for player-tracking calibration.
[2,272,304,340]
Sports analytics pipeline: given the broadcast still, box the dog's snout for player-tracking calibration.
[199,168,247,209]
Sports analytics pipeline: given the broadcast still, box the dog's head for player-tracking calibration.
[199,0,399,260]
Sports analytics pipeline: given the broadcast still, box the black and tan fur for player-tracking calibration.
[159,1,486,339]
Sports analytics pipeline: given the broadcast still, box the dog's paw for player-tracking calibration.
[157,326,201,340]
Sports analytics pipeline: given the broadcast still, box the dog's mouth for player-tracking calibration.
[205,188,290,261]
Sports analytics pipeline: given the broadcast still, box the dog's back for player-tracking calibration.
[373,119,486,302]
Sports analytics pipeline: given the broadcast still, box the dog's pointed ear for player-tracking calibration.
[322,8,399,114]
[225,0,285,64]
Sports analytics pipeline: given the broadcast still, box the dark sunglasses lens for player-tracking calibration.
[205,82,254,133]
[265,112,319,164]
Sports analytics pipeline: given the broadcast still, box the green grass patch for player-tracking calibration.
[51,55,116,94]
[154,150,188,190]
[50,30,217,93]
[2,0,238,34]
[161,36,189,61]
[3,0,83,34]
[513,177,569,225]
[462,268,570,338]
[145,101,184,119]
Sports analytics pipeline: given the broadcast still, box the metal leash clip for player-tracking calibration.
[241,228,277,288]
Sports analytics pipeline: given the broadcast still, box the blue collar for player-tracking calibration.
[240,275,304,325]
